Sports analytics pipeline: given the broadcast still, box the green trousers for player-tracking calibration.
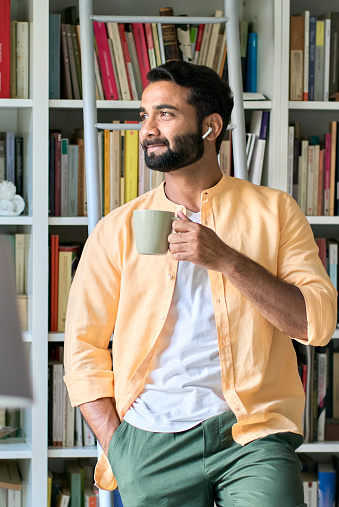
[108,411,306,507]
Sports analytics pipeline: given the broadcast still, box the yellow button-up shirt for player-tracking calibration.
[64,176,337,491]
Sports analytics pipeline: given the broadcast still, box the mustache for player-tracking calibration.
[142,137,170,149]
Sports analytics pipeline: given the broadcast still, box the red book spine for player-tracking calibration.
[324,133,331,216]
[132,23,150,90]
[193,24,204,64]
[0,0,11,98]
[118,23,133,97]
[50,234,59,332]
[93,21,119,100]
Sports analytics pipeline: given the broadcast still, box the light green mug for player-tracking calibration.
[133,210,179,255]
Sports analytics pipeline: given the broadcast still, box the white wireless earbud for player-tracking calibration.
[202,127,212,139]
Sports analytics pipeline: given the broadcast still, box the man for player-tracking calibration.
[64,61,337,506]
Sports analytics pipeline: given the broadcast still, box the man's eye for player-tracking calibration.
[160,111,171,117]
[140,114,147,121]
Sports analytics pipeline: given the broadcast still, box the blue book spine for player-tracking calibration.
[318,467,336,507]
[246,33,257,93]
[259,111,270,140]
[49,14,61,99]
[308,15,316,101]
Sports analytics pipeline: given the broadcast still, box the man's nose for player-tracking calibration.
[140,117,160,140]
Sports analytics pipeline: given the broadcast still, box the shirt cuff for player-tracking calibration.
[64,370,115,407]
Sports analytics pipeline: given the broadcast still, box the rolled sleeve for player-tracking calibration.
[278,193,337,346]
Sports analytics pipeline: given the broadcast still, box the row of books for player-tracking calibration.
[49,236,81,333]
[0,132,24,197]
[296,340,339,444]
[0,0,30,99]
[49,5,259,101]
[301,463,337,507]
[0,461,23,507]
[48,460,98,507]
[288,121,339,216]
[49,111,270,218]
[48,345,96,448]
[290,12,339,101]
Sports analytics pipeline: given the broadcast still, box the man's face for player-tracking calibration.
[139,81,205,172]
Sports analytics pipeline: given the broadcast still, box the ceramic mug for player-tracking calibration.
[133,210,179,255]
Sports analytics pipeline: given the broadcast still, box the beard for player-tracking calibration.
[141,128,205,173]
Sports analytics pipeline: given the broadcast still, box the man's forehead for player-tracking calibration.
[141,81,191,109]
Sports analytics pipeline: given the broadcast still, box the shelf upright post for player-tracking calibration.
[224,0,247,180]
[79,0,102,235]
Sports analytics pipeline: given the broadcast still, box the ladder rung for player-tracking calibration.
[91,15,229,25]
[95,123,142,131]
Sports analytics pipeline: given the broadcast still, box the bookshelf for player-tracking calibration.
[3,0,338,504]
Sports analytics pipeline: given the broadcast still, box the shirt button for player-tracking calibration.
[160,315,165,320]
[168,274,173,280]
[221,339,226,346]
[216,299,221,304]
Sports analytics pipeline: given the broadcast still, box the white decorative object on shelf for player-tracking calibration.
[0,181,25,216]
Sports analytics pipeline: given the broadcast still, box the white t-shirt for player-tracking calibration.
[124,210,230,432]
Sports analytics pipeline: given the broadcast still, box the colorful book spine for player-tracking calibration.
[93,21,119,100]
[246,32,257,93]
[131,24,151,90]
[308,15,316,101]
[124,123,139,203]
[0,0,11,98]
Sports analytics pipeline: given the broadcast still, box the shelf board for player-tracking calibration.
[49,332,65,342]
[0,216,33,225]
[298,442,339,453]
[48,446,97,458]
[49,99,272,111]
[49,217,89,226]
[307,216,339,225]
[0,438,32,459]
[289,101,339,110]
[0,99,33,108]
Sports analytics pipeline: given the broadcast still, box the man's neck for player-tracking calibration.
[163,161,223,212]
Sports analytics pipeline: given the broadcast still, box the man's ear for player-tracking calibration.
[202,113,223,140]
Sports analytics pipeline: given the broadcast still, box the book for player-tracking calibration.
[60,138,69,217]
[104,129,110,215]
[0,0,11,98]
[301,473,318,507]
[248,111,269,185]
[65,24,81,100]
[312,143,320,216]
[145,23,157,69]
[67,462,83,507]
[10,21,16,98]
[84,488,96,507]
[156,22,166,65]
[298,139,309,214]
[71,25,82,98]
[323,18,331,101]
[49,14,61,99]
[131,23,151,90]
[193,24,204,64]
[0,138,5,181]
[125,24,143,97]
[198,20,212,66]
[124,124,139,203]
[60,23,73,99]
[93,21,119,100]
[205,10,223,69]
[57,488,71,507]
[15,137,23,197]
[333,351,339,418]
[245,32,257,93]
[324,133,331,215]
[110,123,121,210]
[314,20,325,101]
[290,16,304,101]
[7,488,22,507]
[239,20,249,85]
[68,143,79,217]
[318,464,336,507]
[329,121,337,216]
[57,244,81,332]
[159,7,180,62]
[308,15,316,101]
[118,24,138,100]
[0,461,22,490]
[107,22,131,101]
[316,349,328,441]
[151,22,162,66]
[176,17,192,63]
[75,406,83,447]
[306,145,315,216]
[65,390,75,447]
[301,11,310,101]
[15,233,25,294]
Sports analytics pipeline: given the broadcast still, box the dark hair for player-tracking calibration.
[147,61,234,154]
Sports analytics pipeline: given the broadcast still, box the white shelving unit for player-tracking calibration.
[1,0,337,504]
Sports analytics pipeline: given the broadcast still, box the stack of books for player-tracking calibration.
[290,12,339,101]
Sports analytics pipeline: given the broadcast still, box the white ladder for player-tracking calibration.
[78,1,247,504]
